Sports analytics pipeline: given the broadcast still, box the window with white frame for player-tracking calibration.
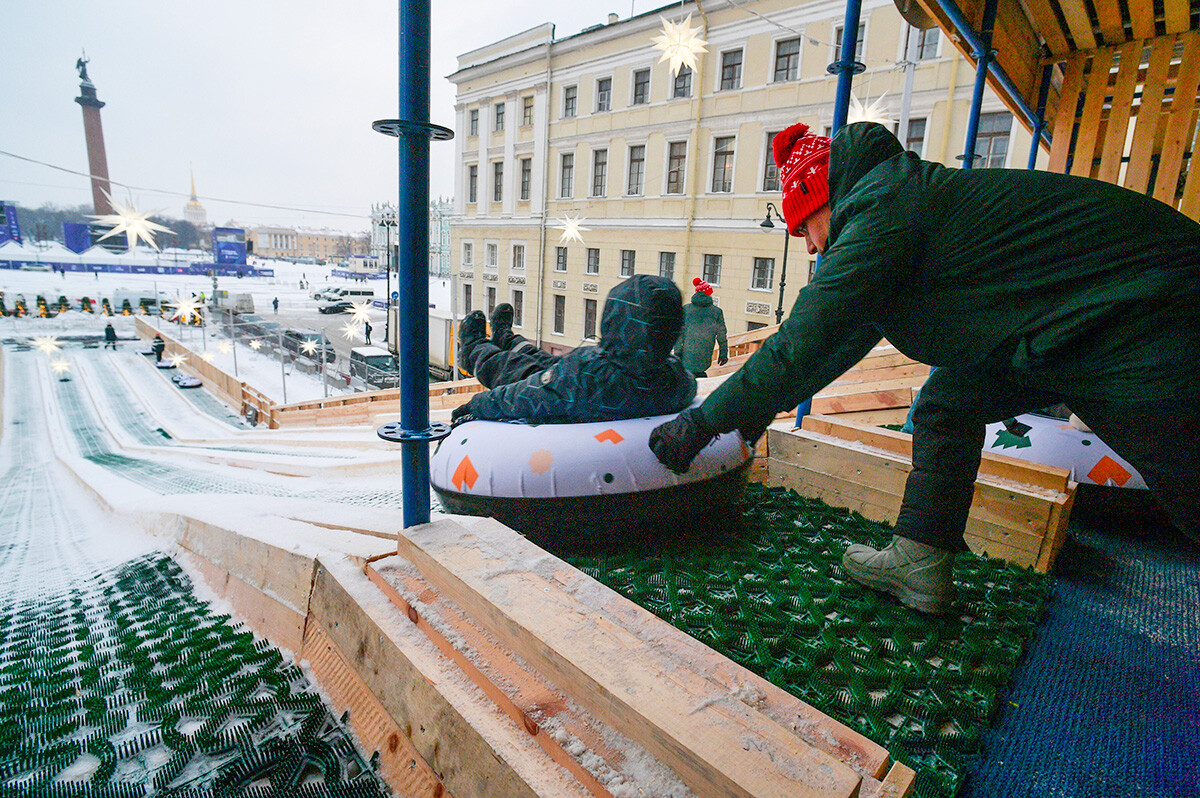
[586,248,600,275]
[512,243,525,270]
[522,95,534,125]
[520,158,532,200]
[702,253,722,285]
[494,102,505,132]
[486,286,496,314]
[553,295,565,334]
[632,68,650,104]
[917,28,940,59]
[905,118,927,156]
[774,38,801,81]
[666,142,687,194]
[834,25,865,63]
[627,145,645,195]
[512,290,523,326]
[560,152,574,198]
[462,241,473,267]
[977,112,1013,168]
[563,85,577,117]
[492,162,503,202]
[752,257,774,290]
[596,77,612,112]
[555,246,568,272]
[673,65,692,98]
[583,298,598,339]
[763,130,782,191]
[468,109,479,136]
[485,243,498,267]
[591,149,608,197]
[658,252,675,279]
[720,50,743,90]
[467,165,478,203]
[711,136,735,193]
[463,284,473,313]
[620,249,635,277]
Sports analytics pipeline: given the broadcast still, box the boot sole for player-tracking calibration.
[844,567,952,615]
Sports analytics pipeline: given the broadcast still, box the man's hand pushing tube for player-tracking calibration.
[649,408,716,473]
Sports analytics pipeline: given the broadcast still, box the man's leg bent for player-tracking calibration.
[468,341,560,389]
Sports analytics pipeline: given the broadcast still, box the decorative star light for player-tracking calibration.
[201,352,215,363]
[847,92,892,126]
[88,190,175,252]
[300,339,318,356]
[350,302,374,325]
[169,294,201,324]
[340,321,361,341]
[50,358,71,376]
[553,215,591,245]
[218,342,232,355]
[31,336,62,355]
[651,14,707,77]
[249,339,262,350]
[168,353,187,368]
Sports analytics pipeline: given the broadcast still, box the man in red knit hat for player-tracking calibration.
[649,120,1200,614]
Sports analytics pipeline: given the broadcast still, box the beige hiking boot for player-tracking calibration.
[842,536,954,614]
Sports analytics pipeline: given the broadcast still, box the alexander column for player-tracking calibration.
[74,55,114,216]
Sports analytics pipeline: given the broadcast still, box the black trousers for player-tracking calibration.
[897,367,1200,551]
[465,333,559,389]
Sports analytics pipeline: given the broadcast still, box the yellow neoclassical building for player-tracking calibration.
[449,0,1044,352]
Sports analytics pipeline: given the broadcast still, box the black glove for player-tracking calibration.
[451,402,475,427]
[649,408,715,474]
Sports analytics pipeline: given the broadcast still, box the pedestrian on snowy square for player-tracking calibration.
[674,277,728,378]
[103,323,118,350]
[453,274,695,425]
[272,297,279,314]
[151,334,165,363]
[649,120,1200,614]
[364,321,372,346]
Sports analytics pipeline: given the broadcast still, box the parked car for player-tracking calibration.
[349,346,399,389]
[318,300,353,314]
[233,313,269,336]
[282,328,336,362]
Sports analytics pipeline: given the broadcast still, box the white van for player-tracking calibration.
[316,286,374,302]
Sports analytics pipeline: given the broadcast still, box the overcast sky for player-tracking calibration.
[1,2,642,233]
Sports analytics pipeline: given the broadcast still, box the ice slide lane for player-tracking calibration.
[0,351,391,794]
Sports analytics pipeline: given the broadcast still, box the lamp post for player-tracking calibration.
[759,202,791,325]
[380,211,398,351]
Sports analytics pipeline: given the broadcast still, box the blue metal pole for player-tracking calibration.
[1027,63,1053,170]
[397,0,432,527]
[961,0,999,169]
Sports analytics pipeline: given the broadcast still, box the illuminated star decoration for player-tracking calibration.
[168,353,187,368]
[31,336,62,355]
[350,302,374,325]
[300,339,318,356]
[249,339,262,350]
[201,352,215,363]
[88,190,175,251]
[169,294,201,324]
[847,91,892,126]
[553,215,591,245]
[218,342,232,355]
[651,14,707,77]
[50,358,71,376]
[340,321,361,341]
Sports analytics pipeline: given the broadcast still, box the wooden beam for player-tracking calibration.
[1091,0,1126,44]
[1097,41,1146,182]
[1071,49,1115,178]
[1020,0,1072,57]
[1050,54,1086,172]
[1154,31,1200,203]
[1124,35,1176,191]
[1127,0,1156,41]
[388,518,872,798]
[1059,0,1098,51]
[1163,0,1191,34]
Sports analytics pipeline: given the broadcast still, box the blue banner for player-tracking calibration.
[0,203,22,245]
[63,222,92,253]
[211,227,247,265]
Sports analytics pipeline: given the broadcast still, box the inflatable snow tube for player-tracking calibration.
[984,412,1145,489]
[432,412,753,551]
[174,375,202,389]
[155,361,176,370]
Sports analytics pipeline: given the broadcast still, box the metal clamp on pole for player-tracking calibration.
[377,422,452,444]
[372,119,454,140]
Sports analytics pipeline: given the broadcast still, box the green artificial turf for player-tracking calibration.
[564,483,1052,798]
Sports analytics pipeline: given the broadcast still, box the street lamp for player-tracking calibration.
[759,202,791,325]
[380,212,398,352]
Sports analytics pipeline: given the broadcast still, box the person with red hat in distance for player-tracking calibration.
[649,120,1200,614]
[674,277,729,378]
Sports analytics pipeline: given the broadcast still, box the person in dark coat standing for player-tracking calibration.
[103,323,118,350]
[453,274,696,424]
[151,334,166,363]
[364,321,372,346]
[650,120,1200,613]
[674,277,728,378]
[272,297,279,313]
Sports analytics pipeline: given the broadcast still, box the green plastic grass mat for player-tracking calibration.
[0,553,390,797]
[564,483,1052,798]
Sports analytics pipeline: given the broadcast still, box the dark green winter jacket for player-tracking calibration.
[701,121,1200,435]
[674,292,728,373]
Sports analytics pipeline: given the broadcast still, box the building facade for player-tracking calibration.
[246,226,368,263]
[449,0,1042,351]
[370,200,454,276]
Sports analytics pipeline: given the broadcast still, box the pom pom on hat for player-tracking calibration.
[692,277,713,295]
[773,123,832,236]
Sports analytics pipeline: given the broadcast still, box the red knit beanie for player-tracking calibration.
[692,277,713,295]
[773,123,831,236]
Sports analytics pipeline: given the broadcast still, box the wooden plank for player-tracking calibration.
[864,762,917,798]
[1050,55,1086,172]
[1091,0,1126,45]
[1071,49,1115,178]
[830,363,930,386]
[818,407,912,427]
[1124,35,1176,191]
[817,376,929,397]
[1127,0,1156,41]
[1019,0,1072,57]
[1154,31,1200,203]
[1178,109,1200,218]
[1036,481,1077,571]
[812,388,916,415]
[1059,0,1098,51]
[390,518,868,798]
[1098,41,1145,183]
[1164,0,1191,34]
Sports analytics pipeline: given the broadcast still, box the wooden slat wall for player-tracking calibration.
[1050,31,1200,219]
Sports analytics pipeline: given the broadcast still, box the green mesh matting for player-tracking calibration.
[0,554,390,797]
[564,484,1051,798]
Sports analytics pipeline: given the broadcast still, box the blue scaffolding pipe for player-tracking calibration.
[397,0,433,527]
[960,0,1000,168]
[1028,63,1054,170]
